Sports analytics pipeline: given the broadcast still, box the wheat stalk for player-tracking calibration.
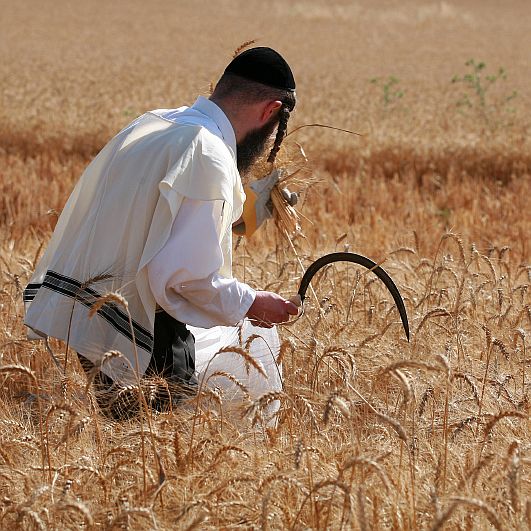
[271,186,301,236]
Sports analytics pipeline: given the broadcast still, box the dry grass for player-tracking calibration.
[1,0,530,529]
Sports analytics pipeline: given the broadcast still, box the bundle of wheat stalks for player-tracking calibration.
[251,143,317,240]
[270,170,302,236]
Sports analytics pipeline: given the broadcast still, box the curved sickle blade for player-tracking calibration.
[298,252,410,341]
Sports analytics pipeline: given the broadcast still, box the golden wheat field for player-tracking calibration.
[1,0,530,529]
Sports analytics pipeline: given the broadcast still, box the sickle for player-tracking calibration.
[296,252,410,341]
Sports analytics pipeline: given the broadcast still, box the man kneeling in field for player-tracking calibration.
[23,47,299,418]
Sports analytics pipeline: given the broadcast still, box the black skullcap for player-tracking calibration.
[224,47,296,92]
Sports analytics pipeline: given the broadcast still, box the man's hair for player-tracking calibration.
[212,72,296,109]
[212,73,296,163]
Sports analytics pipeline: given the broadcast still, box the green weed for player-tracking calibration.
[451,59,517,127]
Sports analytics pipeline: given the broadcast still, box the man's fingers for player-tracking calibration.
[281,187,298,206]
[285,300,299,315]
[248,304,297,327]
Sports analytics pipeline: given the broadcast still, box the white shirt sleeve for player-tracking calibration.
[147,197,256,328]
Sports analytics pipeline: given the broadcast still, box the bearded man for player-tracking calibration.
[23,47,299,418]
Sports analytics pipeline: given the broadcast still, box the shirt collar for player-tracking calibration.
[190,96,237,158]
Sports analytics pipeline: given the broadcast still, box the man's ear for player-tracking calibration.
[259,100,282,124]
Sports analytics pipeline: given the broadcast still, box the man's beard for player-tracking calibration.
[237,117,279,175]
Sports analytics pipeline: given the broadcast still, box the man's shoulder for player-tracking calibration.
[146,108,235,161]
[123,112,235,170]
[187,126,235,167]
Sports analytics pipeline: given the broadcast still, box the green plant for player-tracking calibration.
[370,75,405,106]
[451,59,517,125]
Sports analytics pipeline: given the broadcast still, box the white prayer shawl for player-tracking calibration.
[24,109,245,384]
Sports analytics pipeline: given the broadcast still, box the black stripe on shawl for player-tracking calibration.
[23,271,153,352]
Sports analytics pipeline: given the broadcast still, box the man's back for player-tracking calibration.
[24,109,242,382]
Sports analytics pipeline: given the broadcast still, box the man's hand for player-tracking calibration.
[233,169,298,237]
[246,291,299,328]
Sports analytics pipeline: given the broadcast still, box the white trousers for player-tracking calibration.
[189,319,282,406]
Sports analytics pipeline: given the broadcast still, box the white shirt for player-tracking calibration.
[147,98,256,328]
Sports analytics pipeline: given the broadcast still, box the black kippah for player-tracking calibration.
[224,47,296,92]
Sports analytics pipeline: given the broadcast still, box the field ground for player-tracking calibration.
[0,1,530,529]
